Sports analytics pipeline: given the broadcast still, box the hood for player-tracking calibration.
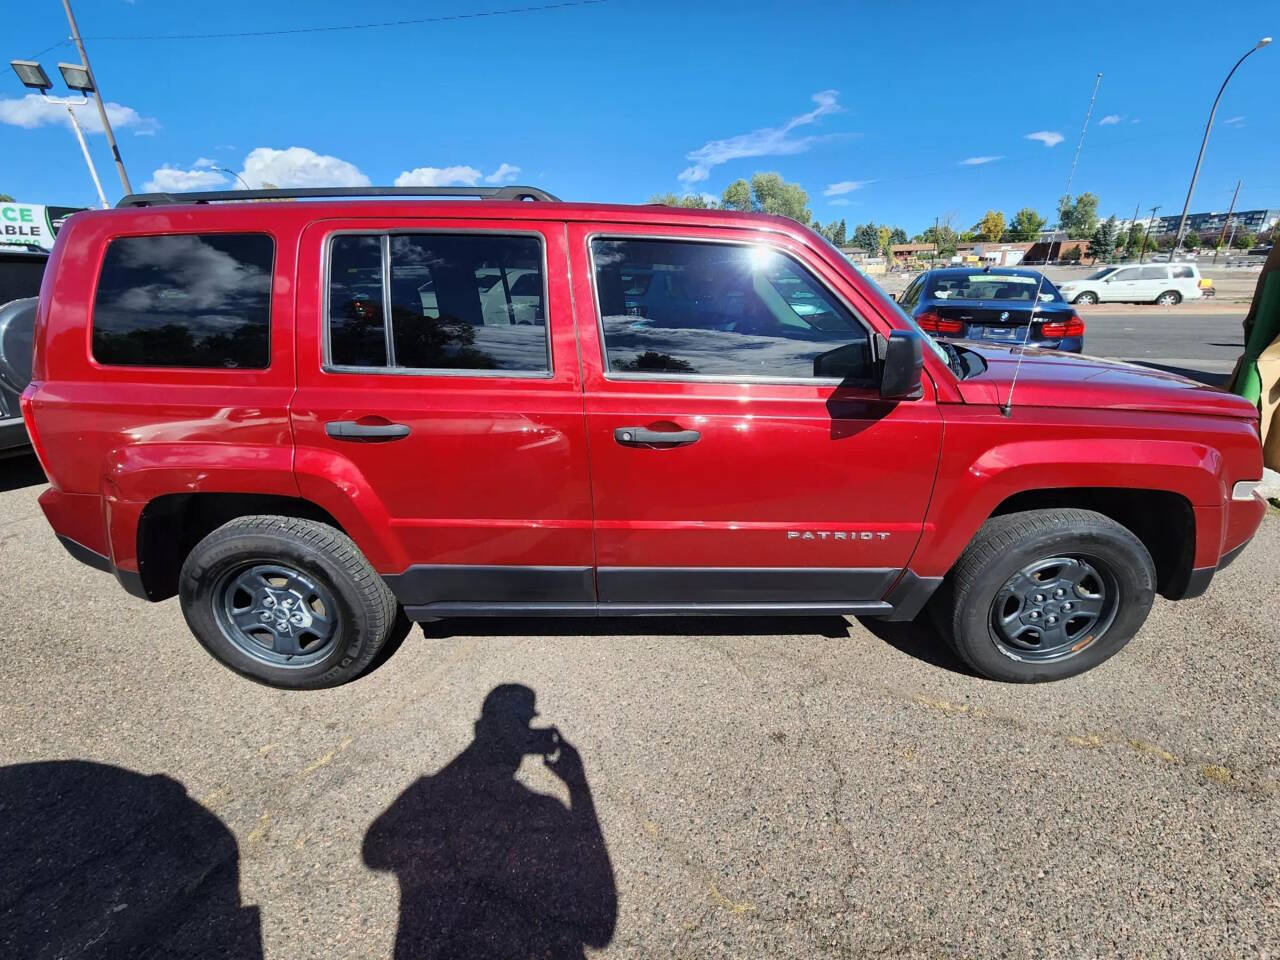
[953,343,1257,419]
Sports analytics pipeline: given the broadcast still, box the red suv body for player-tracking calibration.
[21,190,1266,687]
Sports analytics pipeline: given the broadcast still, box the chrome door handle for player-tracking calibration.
[614,426,701,446]
[325,420,411,440]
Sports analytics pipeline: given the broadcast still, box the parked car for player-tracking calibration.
[0,247,49,456]
[22,186,1264,688]
[897,267,1084,352]
[1057,263,1205,306]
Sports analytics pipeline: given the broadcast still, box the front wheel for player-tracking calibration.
[937,509,1156,682]
[1072,291,1098,305]
[1155,290,1182,306]
[179,516,400,689]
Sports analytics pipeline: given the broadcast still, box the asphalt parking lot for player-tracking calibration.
[1,450,1277,958]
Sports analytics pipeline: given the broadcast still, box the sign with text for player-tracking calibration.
[0,203,85,253]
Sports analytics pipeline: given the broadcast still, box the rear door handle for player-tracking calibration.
[325,420,411,440]
[614,426,701,446]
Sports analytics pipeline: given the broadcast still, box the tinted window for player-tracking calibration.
[926,272,1061,302]
[328,235,386,367]
[92,233,273,368]
[1139,266,1169,280]
[1172,265,1196,279]
[1111,268,1141,281]
[327,233,548,372]
[592,238,871,381]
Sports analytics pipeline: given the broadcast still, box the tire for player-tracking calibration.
[1155,290,1182,306]
[179,515,399,689]
[1072,291,1098,305]
[937,509,1156,683]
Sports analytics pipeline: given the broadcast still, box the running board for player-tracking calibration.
[402,601,894,620]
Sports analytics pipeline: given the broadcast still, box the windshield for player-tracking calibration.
[1084,267,1117,281]
[927,273,1064,303]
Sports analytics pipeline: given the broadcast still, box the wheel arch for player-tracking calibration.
[136,492,347,602]
[989,487,1196,599]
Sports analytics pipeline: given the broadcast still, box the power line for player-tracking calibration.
[26,39,72,59]
[57,0,607,43]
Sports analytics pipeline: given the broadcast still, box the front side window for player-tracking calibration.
[591,238,872,381]
[92,233,273,368]
[327,233,548,373]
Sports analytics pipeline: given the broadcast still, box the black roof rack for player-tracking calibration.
[116,185,560,208]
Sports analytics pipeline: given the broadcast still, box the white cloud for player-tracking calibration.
[0,93,157,135]
[193,157,218,169]
[240,146,370,188]
[484,162,521,184]
[678,89,843,185]
[958,155,1002,165]
[829,198,851,207]
[395,165,483,187]
[1099,114,1121,125]
[1025,130,1064,147]
[1224,115,1245,126]
[144,165,229,193]
[824,179,871,196]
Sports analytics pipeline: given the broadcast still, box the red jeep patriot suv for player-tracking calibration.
[21,186,1266,688]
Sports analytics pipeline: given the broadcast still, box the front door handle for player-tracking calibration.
[325,420,411,441]
[614,426,701,446]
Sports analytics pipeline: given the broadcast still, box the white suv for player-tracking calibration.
[1057,264,1204,306]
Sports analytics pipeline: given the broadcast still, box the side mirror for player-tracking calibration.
[880,330,924,400]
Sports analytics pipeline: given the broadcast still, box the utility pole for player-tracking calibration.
[1214,179,1241,264]
[61,0,132,195]
[1139,204,1160,264]
[1130,202,1141,260]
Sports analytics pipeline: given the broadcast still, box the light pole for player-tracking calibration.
[9,59,108,209]
[1170,37,1271,255]
[61,0,133,194]
[212,165,253,191]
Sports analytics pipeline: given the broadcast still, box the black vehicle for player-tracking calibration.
[897,266,1084,353]
[0,248,47,456]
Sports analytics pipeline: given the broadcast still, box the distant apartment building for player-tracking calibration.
[1114,208,1278,237]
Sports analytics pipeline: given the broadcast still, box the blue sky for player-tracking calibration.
[3,0,1277,233]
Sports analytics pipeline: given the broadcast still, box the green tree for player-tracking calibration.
[889,226,907,245]
[852,222,880,256]
[1181,230,1201,251]
[813,219,847,245]
[1089,216,1120,263]
[1234,231,1257,250]
[878,225,892,256]
[1058,193,1100,239]
[719,172,811,225]
[0,193,14,202]
[648,192,713,208]
[974,210,1006,242]
[1008,207,1047,241]
[1122,222,1146,259]
[918,223,959,258]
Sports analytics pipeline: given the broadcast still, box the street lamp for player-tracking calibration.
[1170,37,1271,256]
[9,58,108,209]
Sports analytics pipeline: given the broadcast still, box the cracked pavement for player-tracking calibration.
[0,460,1277,959]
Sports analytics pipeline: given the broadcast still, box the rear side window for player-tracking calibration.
[326,232,549,373]
[1139,266,1169,280]
[92,233,273,368]
[1171,265,1196,279]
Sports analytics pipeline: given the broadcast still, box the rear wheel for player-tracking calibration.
[937,509,1156,682]
[1072,291,1098,305]
[1155,290,1182,306]
[179,516,400,689]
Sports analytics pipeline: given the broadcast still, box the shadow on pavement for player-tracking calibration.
[0,453,46,493]
[363,685,617,960]
[0,760,262,959]
[857,614,977,677]
[420,614,853,641]
[1128,361,1229,387]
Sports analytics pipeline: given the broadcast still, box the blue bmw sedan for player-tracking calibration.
[897,267,1084,352]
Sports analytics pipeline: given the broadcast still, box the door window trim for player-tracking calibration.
[321,227,554,378]
[586,231,877,387]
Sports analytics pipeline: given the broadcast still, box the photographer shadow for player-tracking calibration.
[0,760,261,959]
[363,685,617,960]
